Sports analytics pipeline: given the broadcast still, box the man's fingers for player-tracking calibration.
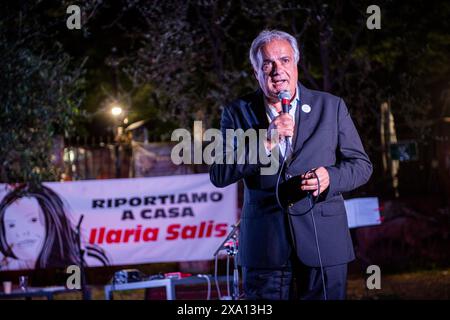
[300,184,318,191]
[279,114,293,121]
[274,116,294,130]
[302,174,328,183]
[303,173,314,179]
[277,129,294,137]
[269,129,294,139]
[299,167,330,196]
[275,117,293,125]
[301,178,319,185]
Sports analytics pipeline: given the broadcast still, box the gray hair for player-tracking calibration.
[249,30,300,71]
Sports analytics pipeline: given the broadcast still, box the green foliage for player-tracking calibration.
[1,0,448,190]
[0,2,86,184]
[101,0,449,140]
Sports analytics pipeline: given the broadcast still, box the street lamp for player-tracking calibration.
[110,103,125,179]
[110,103,125,137]
[111,105,123,117]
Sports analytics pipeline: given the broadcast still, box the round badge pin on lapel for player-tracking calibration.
[301,104,311,113]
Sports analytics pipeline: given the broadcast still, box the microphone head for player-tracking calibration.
[278,90,291,102]
[278,90,291,113]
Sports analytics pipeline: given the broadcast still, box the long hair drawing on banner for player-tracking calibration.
[0,184,111,270]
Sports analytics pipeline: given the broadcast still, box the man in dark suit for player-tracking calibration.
[209,30,372,300]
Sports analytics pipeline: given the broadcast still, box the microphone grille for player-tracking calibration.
[278,90,291,101]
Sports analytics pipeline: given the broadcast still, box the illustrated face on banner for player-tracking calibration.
[3,197,46,261]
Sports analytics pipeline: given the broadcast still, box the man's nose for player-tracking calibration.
[270,61,282,75]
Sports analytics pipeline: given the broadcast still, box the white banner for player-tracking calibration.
[344,197,382,229]
[0,174,237,271]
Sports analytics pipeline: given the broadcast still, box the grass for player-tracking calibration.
[347,268,450,300]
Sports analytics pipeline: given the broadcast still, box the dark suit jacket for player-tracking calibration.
[209,82,372,268]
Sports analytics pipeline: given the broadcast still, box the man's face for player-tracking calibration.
[255,39,298,102]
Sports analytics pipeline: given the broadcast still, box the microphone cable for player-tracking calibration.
[274,144,328,300]
[275,139,289,210]
[214,253,222,299]
[307,190,328,300]
[197,274,212,300]
[275,166,320,217]
[226,254,231,297]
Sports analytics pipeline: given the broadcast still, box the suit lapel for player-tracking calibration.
[247,89,269,129]
[290,83,315,160]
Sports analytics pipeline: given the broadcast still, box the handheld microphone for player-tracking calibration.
[278,90,291,114]
[278,90,292,141]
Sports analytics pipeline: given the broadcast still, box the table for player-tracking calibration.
[104,275,227,300]
[0,286,90,300]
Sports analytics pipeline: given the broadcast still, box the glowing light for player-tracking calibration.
[111,105,123,116]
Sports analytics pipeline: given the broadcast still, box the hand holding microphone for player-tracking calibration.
[266,90,294,150]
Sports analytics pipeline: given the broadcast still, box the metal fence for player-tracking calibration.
[61,137,203,181]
